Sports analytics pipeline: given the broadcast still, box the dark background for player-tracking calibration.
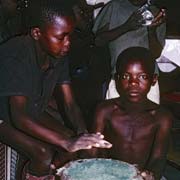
[155,0,180,37]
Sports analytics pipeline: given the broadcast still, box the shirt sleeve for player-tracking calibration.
[157,22,166,47]
[92,1,113,33]
[0,57,32,97]
[56,56,71,85]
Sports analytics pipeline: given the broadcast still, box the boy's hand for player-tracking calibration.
[65,132,112,152]
[134,167,154,180]
[140,171,155,180]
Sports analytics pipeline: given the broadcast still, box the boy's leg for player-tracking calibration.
[25,173,55,180]
[0,121,55,178]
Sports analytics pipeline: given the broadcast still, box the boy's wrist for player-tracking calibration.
[57,137,72,152]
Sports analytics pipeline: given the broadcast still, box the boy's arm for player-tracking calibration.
[9,95,111,152]
[88,103,109,157]
[54,83,87,135]
[145,110,173,179]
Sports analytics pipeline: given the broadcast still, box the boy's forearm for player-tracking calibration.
[13,113,71,150]
[10,96,71,150]
[64,103,88,135]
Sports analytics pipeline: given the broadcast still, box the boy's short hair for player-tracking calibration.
[116,47,156,76]
[25,0,76,29]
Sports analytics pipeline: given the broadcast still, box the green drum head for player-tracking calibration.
[57,158,142,180]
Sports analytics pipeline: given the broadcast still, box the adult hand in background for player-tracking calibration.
[150,8,166,27]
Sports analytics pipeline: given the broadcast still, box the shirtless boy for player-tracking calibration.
[90,47,173,180]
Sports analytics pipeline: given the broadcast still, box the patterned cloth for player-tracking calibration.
[86,0,112,18]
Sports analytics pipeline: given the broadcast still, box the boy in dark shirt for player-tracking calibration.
[0,0,111,179]
[89,47,173,180]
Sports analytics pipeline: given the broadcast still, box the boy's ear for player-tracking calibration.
[151,74,158,86]
[30,28,41,40]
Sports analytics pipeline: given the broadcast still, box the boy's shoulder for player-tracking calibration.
[150,102,173,126]
[0,35,32,56]
[0,35,35,66]
[96,97,123,114]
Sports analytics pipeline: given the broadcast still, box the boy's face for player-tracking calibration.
[33,15,75,59]
[73,5,93,31]
[115,59,157,103]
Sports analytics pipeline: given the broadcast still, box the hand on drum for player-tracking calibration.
[133,166,155,180]
[65,132,112,152]
[140,170,155,180]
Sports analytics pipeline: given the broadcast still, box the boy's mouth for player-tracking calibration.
[61,51,68,56]
[128,90,140,97]
[60,47,70,56]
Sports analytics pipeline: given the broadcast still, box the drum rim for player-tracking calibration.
[56,158,141,180]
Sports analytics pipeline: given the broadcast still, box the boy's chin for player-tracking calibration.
[126,95,146,103]
[50,53,64,59]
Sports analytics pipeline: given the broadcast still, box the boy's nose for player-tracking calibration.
[129,78,139,86]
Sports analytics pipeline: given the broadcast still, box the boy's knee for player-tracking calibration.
[32,145,54,166]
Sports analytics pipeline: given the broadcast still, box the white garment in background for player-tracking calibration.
[86,0,111,18]
[157,39,180,72]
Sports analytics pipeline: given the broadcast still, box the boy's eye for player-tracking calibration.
[57,37,64,41]
[138,74,148,80]
[122,74,130,80]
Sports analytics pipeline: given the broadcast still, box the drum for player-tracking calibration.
[56,158,143,180]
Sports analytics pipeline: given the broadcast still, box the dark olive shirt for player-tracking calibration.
[0,35,70,122]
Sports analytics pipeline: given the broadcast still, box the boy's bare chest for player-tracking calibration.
[109,111,157,142]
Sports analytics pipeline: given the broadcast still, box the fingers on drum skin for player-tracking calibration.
[95,140,112,148]
[78,134,103,143]
[68,133,112,152]
[76,137,112,149]
[96,132,104,139]
[68,143,92,152]
[80,133,112,148]
[81,132,104,139]
[79,141,112,150]
[141,172,147,177]
[141,171,154,180]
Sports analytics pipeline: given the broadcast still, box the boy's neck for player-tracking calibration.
[120,97,157,112]
[33,40,50,71]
